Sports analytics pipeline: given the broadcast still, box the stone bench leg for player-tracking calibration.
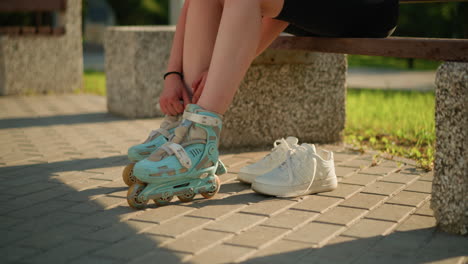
[220,50,346,148]
[105,26,175,118]
[432,62,468,235]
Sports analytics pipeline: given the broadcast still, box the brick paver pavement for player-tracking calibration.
[1,95,466,264]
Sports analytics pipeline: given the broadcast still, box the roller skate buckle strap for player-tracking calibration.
[149,128,171,138]
[183,112,221,126]
[161,142,192,169]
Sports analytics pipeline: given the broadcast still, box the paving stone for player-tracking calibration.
[19,224,94,249]
[359,165,398,176]
[69,255,122,264]
[371,229,434,254]
[64,202,103,214]
[386,190,430,207]
[418,171,434,182]
[414,201,434,217]
[0,215,23,229]
[285,222,345,245]
[421,231,468,255]
[95,234,173,260]
[84,220,156,243]
[14,211,82,233]
[0,229,29,247]
[186,200,245,220]
[73,206,136,228]
[218,180,251,194]
[317,183,363,199]
[396,215,437,232]
[189,243,254,264]
[315,206,368,226]
[1,181,59,196]
[361,181,405,196]
[145,216,210,238]
[130,205,193,224]
[380,172,419,184]
[310,235,381,262]
[404,180,432,194]
[333,153,357,163]
[365,204,415,223]
[92,195,125,209]
[247,239,313,264]
[342,219,396,238]
[27,239,106,264]
[164,229,232,254]
[226,225,289,249]
[353,250,420,264]
[205,213,266,234]
[127,248,189,264]
[340,193,387,210]
[340,158,372,168]
[8,199,77,218]
[0,245,40,263]
[339,173,380,186]
[292,195,343,213]
[240,198,296,216]
[335,166,360,177]
[218,172,239,184]
[261,209,318,230]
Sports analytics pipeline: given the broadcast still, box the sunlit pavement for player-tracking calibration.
[0,95,465,264]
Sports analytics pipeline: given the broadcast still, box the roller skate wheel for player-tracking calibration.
[127,184,148,210]
[154,195,174,206]
[178,189,196,202]
[201,175,221,199]
[122,163,137,186]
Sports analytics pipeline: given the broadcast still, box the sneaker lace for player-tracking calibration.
[261,139,289,163]
[280,148,317,196]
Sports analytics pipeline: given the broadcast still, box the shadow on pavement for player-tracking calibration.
[0,112,125,129]
[242,228,468,264]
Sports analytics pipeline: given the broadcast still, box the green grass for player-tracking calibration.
[78,70,106,95]
[345,89,435,170]
[348,55,441,71]
[81,71,435,170]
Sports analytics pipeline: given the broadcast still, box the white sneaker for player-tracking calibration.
[251,144,337,198]
[237,137,299,184]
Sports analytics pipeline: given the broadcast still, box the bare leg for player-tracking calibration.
[182,0,223,94]
[197,0,285,114]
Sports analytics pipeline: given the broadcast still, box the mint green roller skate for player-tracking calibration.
[122,115,227,186]
[122,115,181,186]
[127,104,223,209]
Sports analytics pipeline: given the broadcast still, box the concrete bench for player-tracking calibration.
[0,0,82,95]
[105,2,468,235]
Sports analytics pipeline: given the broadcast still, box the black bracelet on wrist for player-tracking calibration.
[164,71,184,80]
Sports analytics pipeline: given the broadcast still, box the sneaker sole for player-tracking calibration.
[237,172,258,184]
[252,176,338,198]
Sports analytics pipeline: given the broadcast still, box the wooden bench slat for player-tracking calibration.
[271,36,468,62]
[0,0,65,12]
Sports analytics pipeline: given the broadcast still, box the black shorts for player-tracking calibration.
[274,0,399,38]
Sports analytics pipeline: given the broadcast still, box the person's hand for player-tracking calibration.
[191,70,208,104]
[159,75,190,116]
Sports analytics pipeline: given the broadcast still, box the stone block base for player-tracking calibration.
[105,26,175,118]
[220,50,346,148]
[432,62,468,235]
[0,0,82,95]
